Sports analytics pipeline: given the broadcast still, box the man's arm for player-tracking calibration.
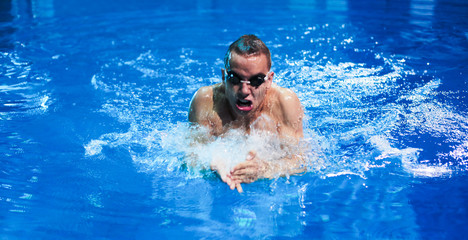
[188,86,240,189]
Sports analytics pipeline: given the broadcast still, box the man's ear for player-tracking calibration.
[266,71,274,89]
[221,69,225,81]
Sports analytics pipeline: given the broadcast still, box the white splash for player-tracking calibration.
[370,135,452,177]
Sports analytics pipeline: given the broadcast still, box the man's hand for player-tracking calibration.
[230,151,268,186]
[211,151,273,193]
[210,158,243,193]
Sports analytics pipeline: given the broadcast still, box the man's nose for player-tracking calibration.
[239,81,251,94]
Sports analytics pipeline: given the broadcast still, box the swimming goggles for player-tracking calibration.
[225,70,267,87]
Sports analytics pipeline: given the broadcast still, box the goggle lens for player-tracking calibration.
[226,71,266,87]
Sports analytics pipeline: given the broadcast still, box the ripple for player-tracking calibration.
[0,52,52,116]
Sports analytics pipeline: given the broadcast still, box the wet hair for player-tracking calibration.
[224,34,271,70]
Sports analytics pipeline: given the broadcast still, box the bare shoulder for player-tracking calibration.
[271,84,304,138]
[274,85,303,118]
[188,85,214,122]
[192,85,214,105]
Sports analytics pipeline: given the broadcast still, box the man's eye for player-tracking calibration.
[228,74,240,84]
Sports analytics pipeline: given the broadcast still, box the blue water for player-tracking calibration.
[1,0,468,239]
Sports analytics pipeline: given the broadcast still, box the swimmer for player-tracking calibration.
[188,34,304,192]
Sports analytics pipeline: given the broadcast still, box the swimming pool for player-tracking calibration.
[1,0,468,238]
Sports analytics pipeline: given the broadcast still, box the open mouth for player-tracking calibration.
[236,99,253,111]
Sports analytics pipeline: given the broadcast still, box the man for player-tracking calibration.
[188,34,304,192]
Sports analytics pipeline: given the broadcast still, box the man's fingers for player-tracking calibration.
[231,168,246,176]
[231,168,256,177]
[218,150,260,193]
[231,174,242,181]
[222,174,238,190]
[231,162,248,172]
[232,173,257,183]
[236,183,243,193]
[232,161,256,172]
[232,162,259,175]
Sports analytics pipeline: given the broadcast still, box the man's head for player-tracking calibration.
[222,35,274,119]
[224,34,271,71]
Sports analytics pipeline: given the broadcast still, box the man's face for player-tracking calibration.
[223,52,273,118]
